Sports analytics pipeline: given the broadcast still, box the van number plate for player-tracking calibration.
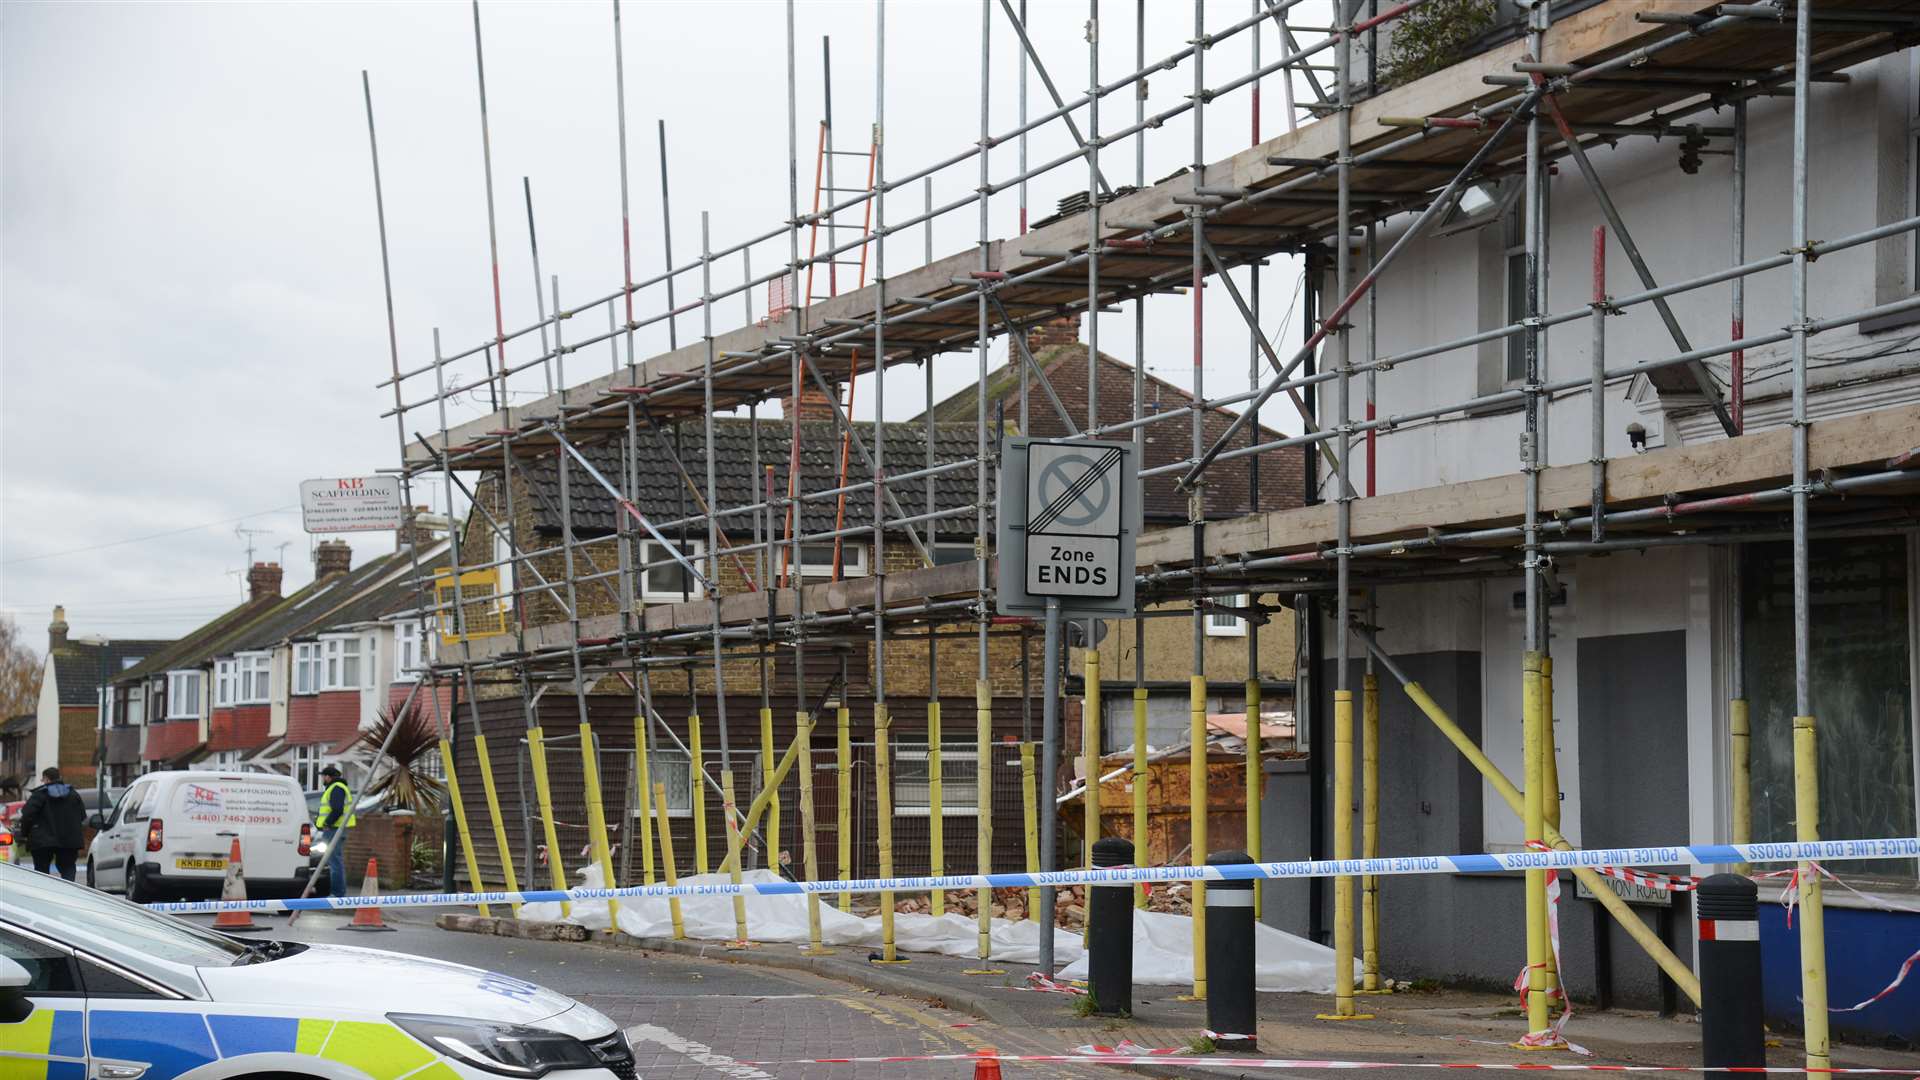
[175,857,226,871]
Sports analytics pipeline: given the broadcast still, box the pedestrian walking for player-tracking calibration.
[314,764,356,898]
[18,767,86,881]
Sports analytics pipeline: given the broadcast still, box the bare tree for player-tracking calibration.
[0,617,42,720]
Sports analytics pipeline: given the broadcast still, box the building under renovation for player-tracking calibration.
[369,0,1920,1055]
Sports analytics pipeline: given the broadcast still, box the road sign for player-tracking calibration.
[996,437,1137,617]
[300,476,405,533]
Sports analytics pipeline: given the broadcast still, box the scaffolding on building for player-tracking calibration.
[362,0,1920,1061]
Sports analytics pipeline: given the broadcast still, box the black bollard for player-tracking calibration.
[1205,850,1258,1052]
[1088,836,1135,1016]
[1698,873,1766,1080]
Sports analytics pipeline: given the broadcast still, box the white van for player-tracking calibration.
[83,771,314,902]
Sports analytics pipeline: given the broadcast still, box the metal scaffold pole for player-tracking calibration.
[1186,0,1209,1005]
[1787,2,1830,1072]
[980,0,1008,972]
[1130,0,1150,914]
[1081,0,1104,903]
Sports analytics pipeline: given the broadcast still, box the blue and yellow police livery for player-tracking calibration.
[0,862,635,1079]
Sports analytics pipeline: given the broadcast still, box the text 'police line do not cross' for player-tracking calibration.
[996,437,1139,619]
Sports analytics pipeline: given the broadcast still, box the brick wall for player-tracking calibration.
[57,706,97,781]
[208,705,270,752]
[342,811,432,890]
[288,691,359,748]
[142,719,199,762]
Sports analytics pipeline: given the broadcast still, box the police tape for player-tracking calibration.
[141,836,1920,915]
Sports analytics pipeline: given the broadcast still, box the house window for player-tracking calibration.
[237,653,271,704]
[797,542,866,580]
[1206,594,1250,638]
[293,744,326,790]
[126,686,145,728]
[637,748,694,817]
[165,672,202,720]
[321,637,361,691]
[1503,202,1530,384]
[364,635,377,689]
[1741,535,1916,880]
[209,750,242,770]
[293,642,321,696]
[932,542,976,566]
[492,531,519,619]
[894,742,979,816]
[214,660,237,708]
[638,539,706,602]
[394,621,428,682]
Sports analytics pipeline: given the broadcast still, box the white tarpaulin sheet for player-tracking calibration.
[524,867,1346,992]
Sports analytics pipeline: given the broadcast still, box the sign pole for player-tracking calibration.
[1037,595,1062,972]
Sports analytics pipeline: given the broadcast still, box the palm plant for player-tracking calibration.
[357,700,446,816]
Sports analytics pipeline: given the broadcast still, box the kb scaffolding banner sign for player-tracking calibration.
[996,437,1138,617]
[299,476,405,533]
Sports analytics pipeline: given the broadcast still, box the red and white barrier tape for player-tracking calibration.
[1514,844,1588,1055]
[1773,862,1918,1014]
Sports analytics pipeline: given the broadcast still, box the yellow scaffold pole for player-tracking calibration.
[1359,672,1384,994]
[470,733,520,915]
[836,700,853,912]
[1245,677,1262,918]
[578,722,619,930]
[651,780,685,940]
[1318,688,1368,1020]
[1132,686,1149,909]
[874,702,905,963]
[689,710,710,875]
[1021,740,1041,920]
[438,738,493,918]
[760,704,781,873]
[722,772,749,942]
[719,732,802,876]
[797,708,828,954]
[633,715,655,885]
[1521,653,1552,1041]
[1541,657,1561,1011]
[525,726,570,917]
[1188,673,1208,1001]
[973,679,998,969]
[1358,633,1701,1006]
[928,698,946,917]
[1082,649,1102,882]
[1730,699,1752,876]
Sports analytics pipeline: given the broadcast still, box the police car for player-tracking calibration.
[0,861,637,1079]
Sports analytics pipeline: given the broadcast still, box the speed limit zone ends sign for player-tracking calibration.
[996,437,1138,617]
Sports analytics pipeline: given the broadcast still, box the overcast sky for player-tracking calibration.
[2,0,1325,645]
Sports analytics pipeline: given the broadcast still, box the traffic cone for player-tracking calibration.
[970,1048,1002,1080]
[342,857,395,932]
[212,838,267,933]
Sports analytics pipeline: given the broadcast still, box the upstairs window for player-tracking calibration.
[394,621,429,682]
[321,637,361,691]
[214,660,238,708]
[638,539,706,603]
[293,642,321,696]
[797,542,866,580]
[165,671,202,720]
[126,686,145,728]
[236,653,271,704]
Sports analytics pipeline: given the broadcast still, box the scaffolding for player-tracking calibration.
[364,0,1920,1061]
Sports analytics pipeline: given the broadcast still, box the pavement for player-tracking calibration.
[187,906,1920,1080]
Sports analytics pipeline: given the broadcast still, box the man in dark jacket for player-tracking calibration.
[18,767,86,881]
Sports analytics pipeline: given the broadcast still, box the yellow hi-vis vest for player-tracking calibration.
[317,781,356,829]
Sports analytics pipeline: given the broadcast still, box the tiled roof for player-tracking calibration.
[112,598,280,684]
[222,548,423,652]
[296,543,450,633]
[51,639,171,706]
[523,419,990,540]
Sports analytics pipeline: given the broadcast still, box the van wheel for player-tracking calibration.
[127,863,152,903]
[85,858,96,888]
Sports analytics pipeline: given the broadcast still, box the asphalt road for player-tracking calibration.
[184,906,1117,1079]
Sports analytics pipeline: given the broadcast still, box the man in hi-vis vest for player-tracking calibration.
[314,763,356,897]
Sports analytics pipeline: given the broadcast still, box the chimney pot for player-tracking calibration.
[48,606,69,650]
[247,562,284,603]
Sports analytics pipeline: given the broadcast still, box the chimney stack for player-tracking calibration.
[1026,312,1082,353]
[394,506,444,551]
[248,562,283,603]
[48,606,68,650]
[781,381,840,423]
[314,540,353,577]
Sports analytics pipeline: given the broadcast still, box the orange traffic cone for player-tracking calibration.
[971,1048,1002,1080]
[342,857,395,932]
[212,837,267,933]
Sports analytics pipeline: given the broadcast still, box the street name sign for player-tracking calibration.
[300,476,405,533]
[996,437,1138,617]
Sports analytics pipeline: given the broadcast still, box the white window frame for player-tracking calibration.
[126,685,145,728]
[293,642,322,696]
[1502,200,1530,386]
[893,742,980,817]
[208,750,242,770]
[164,671,202,720]
[320,636,361,691]
[214,659,238,708]
[1206,593,1250,638]
[638,539,708,603]
[393,621,427,682]
[293,744,326,790]
[797,541,866,579]
[363,635,377,690]
[236,652,271,705]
